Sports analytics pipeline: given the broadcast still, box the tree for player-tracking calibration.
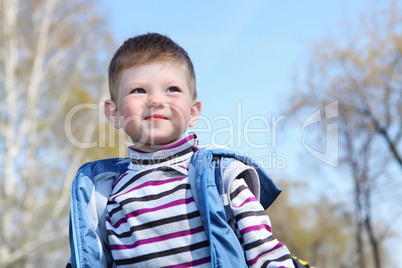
[0,0,115,266]
[268,179,391,268]
[267,180,351,268]
[285,1,402,267]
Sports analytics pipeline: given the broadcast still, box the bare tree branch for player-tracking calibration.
[284,2,402,267]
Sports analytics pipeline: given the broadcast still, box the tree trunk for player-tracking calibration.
[365,215,382,268]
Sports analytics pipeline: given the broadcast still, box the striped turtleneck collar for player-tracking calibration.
[127,133,198,176]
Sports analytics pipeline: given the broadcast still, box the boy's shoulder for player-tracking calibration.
[196,143,243,159]
[193,146,262,173]
[76,157,130,178]
[190,147,281,210]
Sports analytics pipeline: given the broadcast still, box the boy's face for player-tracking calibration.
[105,61,201,152]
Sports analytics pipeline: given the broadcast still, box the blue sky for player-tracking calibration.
[97,1,396,179]
[98,0,377,179]
[97,1,401,261]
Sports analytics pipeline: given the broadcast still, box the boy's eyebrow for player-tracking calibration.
[125,78,188,87]
[164,80,187,86]
[118,82,147,94]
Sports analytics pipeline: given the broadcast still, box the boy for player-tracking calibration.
[68,33,295,267]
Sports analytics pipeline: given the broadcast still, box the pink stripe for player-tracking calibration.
[178,165,188,171]
[112,177,185,201]
[164,256,211,268]
[110,197,195,228]
[247,242,285,266]
[110,226,205,250]
[240,224,272,235]
[159,134,195,150]
[236,196,258,208]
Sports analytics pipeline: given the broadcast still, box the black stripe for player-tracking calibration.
[243,235,276,251]
[130,147,193,165]
[234,210,267,222]
[261,254,293,268]
[168,158,187,166]
[108,184,190,218]
[108,210,201,238]
[115,240,210,265]
[113,166,175,196]
[229,184,247,201]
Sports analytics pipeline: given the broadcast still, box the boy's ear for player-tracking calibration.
[189,99,201,127]
[104,100,121,129]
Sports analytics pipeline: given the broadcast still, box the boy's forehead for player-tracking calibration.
[121,60,188,79]
[115,60,195,96]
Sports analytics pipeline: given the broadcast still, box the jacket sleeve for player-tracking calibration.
[69,158,128,267]
[229,177,295,268]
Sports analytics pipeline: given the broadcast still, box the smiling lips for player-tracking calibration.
[145,114,168,121]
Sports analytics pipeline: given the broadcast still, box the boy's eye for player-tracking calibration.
[131,88,146,94]
[167,87,180,93]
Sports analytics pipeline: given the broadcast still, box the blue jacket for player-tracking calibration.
[68,148,281,267]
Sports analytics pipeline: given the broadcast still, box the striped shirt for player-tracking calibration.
[106,134,293,267]
[106,134,210,267]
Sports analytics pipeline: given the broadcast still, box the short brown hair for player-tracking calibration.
[108,33,196,101]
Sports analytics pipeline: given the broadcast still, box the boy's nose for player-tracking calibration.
[147,93,165,108]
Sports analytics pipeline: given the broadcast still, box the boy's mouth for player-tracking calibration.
[145,114,168,121]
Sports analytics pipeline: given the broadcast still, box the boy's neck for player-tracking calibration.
[130,133,197,153]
